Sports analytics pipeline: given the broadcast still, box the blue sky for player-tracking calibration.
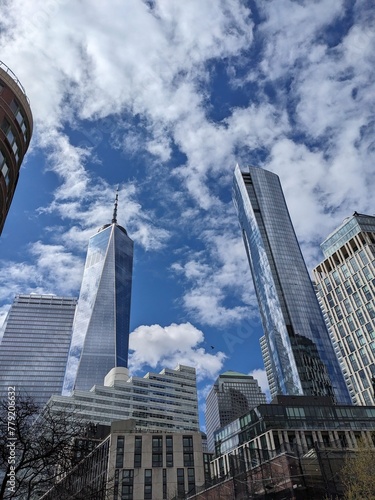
[0,0,374,428]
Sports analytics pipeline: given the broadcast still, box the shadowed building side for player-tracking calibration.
[0,61,33,235]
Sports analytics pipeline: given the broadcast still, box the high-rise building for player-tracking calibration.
[313,212,375,405]
[232,164,351,404]
[50,365,199,432]
[0,61,33,235]
[205,371,266,452]
[63,194,133,393]
[0,294,77,405]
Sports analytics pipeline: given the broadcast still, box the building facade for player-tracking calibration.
[232,164,351,404]
[0,294,77,405]
[192,396,375,500]
[49,365,199,432]
[205,371,266,452]
[0,61,33,235]
[63,194,133,393]
[313,212,375,405]
[260,335,277,400]
[42,420,209,500]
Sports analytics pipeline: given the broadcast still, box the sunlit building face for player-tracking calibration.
[233,164,351,404]
[63,217,133,394]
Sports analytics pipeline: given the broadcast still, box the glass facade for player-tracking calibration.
[63,221,133,393]
[233,165,351,404]
[0,294,77,405]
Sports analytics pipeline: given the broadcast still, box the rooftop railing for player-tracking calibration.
[0,60,29,103]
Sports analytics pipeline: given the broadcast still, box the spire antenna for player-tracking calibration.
[112,189,118,224]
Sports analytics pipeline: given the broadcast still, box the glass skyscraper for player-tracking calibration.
[233,164,351,404]
[0,294,77,405]
[63,195,133,393]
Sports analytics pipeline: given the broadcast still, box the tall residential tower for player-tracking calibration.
[63,193,133,393]
[313,212,375,405]
[232,165,351,404]
[0,61,33,234]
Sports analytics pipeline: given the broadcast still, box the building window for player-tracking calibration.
[326,292,335,307]
[144,469,152,499]
[359,348,369,366]
[324,277,332,292]
[359,249,369,266]
[114,469,119,499]
[341,264,350,278]
[9,98,28,142]
[353,273,363,287]
[344,280,353,295]
[121,470,134,500]
[350,257,359,273]
[334,305,343,321]
[134,436,142,468]
[349,354,359,372]
[347,315,356,332]
[346,337,356,353]
[332,270,341,285]
[187,468,196,496]
[343,298,352,314]
[116,436,125,468]
[177,468,185,497]
[183,435,194,467]
[363,285,372,301]
[359,369,369,389]
[166,435,173,467]
[163,468,167,499]
[356,309,366,325]
[152,436,163,467]
[355,329,366,346]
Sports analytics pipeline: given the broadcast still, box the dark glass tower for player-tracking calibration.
[233,164,351,404]
[63,194,133,393]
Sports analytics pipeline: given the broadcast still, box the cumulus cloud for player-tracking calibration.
[0,0,374,347]
[171,219,259,327]
[129,322,226,381]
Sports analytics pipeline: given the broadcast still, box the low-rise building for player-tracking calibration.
[41,419,210,500]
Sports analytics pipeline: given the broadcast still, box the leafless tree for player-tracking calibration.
[0,395,87,499]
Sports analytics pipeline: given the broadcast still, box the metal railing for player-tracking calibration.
[0,60,30,103]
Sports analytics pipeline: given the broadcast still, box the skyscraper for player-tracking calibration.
[313,212,375,405]
[0,61,33,235]
[0,294,77,405]
[232,164,351,404]
[63,194,133,393]
[205,371,266,452]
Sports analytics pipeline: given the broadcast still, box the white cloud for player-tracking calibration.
[171,222,258,326]
[129,322,226,381]
[0,0,374,336]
